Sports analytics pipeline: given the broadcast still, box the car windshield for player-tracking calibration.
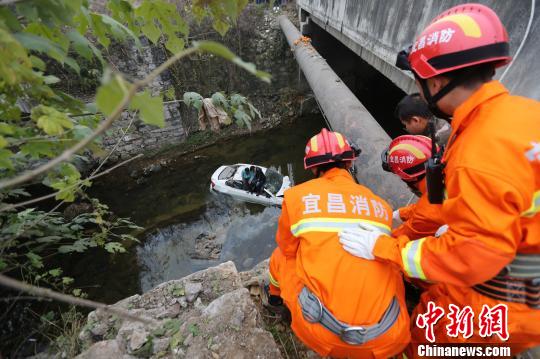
[218,166,236,180]
[264,169,284,195]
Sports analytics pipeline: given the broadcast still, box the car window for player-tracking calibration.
[264,169,284,195]
[219,166,236,180]
[226,179,244,189]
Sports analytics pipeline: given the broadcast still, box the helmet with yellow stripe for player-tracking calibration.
[382,135,435,182]
[304,128,360,169]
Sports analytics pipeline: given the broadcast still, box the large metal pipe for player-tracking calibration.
[279,15,411,208]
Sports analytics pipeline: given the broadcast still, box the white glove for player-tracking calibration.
[392,210,401,222]
[339,223,383,260]
[435,224,449,237]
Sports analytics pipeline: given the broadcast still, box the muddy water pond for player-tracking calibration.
[82,115,326,303]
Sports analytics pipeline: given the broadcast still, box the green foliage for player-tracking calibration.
[134,0,188,54]
[184,91,261,131]
[43,163,86,202]
[169,284,185,297]
[31,105,74,136]
[183,92,204,112]
[96,73,129,117]
[131,90,165,128]
[0,199,139,288]
[0,0,269,354]
[211,92,229,110]
[192,0,249,36]
[188,323,200,337]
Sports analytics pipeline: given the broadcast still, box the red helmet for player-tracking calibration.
[382,135,434,182]
[304,128,360,169]
[409,3,511,79]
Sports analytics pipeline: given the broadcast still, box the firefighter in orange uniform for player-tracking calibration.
[339,3,540,356]
[382,135,444,240]
[267,128,410,358]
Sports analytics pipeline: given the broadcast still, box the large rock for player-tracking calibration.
[76,340,123,359]
[77,261,282,358]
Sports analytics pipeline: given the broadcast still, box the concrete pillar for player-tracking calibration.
[279,16,412,208]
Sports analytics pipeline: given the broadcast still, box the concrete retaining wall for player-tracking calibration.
[298,0,540,100]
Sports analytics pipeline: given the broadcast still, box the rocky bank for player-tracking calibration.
[77,261,285,358]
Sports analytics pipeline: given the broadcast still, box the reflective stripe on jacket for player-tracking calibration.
[277,168,405,327]
[373,81,540,286]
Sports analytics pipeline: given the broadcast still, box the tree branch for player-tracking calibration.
[0,274,157,325]
[0,46,199,190]
[0,153,143,212]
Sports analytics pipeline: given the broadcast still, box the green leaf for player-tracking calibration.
[211,92,228,110]
[29,55,46,71]
[64,57,81,74]
[169,331,183,350]
[0,259,7,271]
[13,33,66,64]
[234,108,252,131]
[0,136,7,148]
[72,288,82,297]
[130,90,165,128]
[230,94,246,107]
[104,242,126,253]
[188,323,200,337]
[170,285,185,297]
[58,240,87,254]
[183,92,203,111]
[140,19,161,44]
[36,236,62,243]
[43,75,60,84]
[95,74,129,117]
[248,102,262,119]
[26,252,44,269]
[152,326,166,337]
[73,6,90,34]
[194,41,271,83]
[49,268,62,277]
[72,125,93,140]
[163,319,182,334]
[89,13,111,48]
[7,188,31,198]
[100,14,142,48]
[0,149,14,170]
[46,163,81,202]
[0,7,22,31]
[165,36,185,54]
[67,30,93,60]
[21,142,56,159]
[62,277,74,285]
[223,0,240,22]
[31,105,74,136]
[164,88,175,101]
[212,19,230,37]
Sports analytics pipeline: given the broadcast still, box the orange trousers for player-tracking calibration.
[407,283,540,358]
[269,248,409,359]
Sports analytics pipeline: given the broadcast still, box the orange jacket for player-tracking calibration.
[398,203,416,221]
[373,81,540,287]
[392,179,444,240]
[276,168,407,326]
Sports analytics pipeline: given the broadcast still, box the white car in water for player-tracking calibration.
[210,164,291,207]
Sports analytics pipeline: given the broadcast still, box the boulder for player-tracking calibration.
[75,340,123,359]
[77,261,282,358]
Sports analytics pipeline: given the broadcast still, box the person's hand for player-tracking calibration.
[339,223,384,260]
[435,224,449,237]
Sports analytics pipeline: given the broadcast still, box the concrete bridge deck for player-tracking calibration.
[298,0,540,100]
